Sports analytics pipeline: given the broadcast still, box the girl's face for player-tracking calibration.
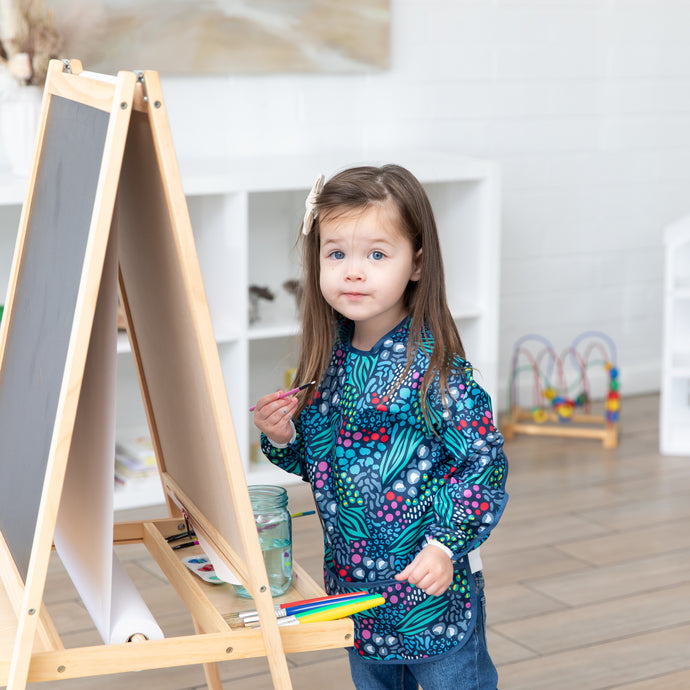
[318,201,422,351]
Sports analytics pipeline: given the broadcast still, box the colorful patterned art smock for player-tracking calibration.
[261,317,508,663]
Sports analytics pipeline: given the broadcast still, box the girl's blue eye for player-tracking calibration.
[330,250,345,260]
[369,250,385,261]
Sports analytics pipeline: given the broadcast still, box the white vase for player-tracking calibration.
[1,84,43,177]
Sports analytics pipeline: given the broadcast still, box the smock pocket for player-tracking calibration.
[324,565,477,662]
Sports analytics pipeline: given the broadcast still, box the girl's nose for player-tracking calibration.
[345,259,365,281]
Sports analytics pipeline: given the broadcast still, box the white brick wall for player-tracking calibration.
[6,0,685,410]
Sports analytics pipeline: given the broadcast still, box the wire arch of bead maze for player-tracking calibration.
[502,331,620,448]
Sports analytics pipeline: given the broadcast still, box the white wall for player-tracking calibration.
[162,0,690,409]
[12,0,690,410]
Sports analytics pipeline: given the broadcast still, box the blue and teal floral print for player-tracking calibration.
[262,317,508,662]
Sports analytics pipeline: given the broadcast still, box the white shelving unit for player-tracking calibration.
[660,215,690,456]
[0,150,501,510]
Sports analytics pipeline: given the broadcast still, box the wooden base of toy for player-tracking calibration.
[0,518,353,687]
[503,407,618,449]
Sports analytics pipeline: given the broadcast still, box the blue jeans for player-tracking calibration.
[347,572,498,690]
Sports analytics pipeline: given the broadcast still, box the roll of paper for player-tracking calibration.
[108,554,163,644]
[54,227,162,645]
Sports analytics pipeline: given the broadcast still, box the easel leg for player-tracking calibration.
[193,619,223,690]
[254,589,293,689]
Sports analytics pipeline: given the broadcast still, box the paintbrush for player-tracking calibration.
[249,381,315,412]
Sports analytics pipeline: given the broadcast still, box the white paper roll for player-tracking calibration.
[108,554,164,644]
[54,227,163,645]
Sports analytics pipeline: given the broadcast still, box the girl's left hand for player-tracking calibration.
[394,547,453,597]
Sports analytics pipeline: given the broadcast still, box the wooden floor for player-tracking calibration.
[35,393,690,689]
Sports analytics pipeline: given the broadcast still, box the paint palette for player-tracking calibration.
[181,555,224,584]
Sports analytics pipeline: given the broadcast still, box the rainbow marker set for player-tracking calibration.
[232,591,384,627]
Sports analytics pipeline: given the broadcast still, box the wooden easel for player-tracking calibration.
[0,59,352,689]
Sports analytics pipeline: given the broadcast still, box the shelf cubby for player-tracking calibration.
[0,150,501,507]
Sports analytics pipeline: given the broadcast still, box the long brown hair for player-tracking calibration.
[292,164,465,422]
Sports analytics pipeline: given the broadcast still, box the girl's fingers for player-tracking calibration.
[394,549,453,596]
[259,390,301,415]
[252,392,300,445]
[255,396,298,435]
[271,396,298,418]
[395,565,411,581]
[254,391,286,417]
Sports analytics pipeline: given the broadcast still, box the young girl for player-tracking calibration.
[253,165,508,690]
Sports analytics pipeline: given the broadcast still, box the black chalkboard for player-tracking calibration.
[0,95,109,580]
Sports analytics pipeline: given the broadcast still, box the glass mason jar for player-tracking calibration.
[233,485,293,598]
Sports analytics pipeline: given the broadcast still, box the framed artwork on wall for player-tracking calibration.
[48,0,390,75]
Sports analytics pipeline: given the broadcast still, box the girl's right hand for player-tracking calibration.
[252,391,299,445]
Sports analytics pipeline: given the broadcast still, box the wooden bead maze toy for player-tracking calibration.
[503,331,620,448]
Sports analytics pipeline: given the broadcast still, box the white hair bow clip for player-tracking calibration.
[302,173,325,236]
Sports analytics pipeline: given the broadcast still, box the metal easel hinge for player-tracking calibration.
[135,70,149,103]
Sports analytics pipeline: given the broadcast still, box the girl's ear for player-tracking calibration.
[410,248,423,282]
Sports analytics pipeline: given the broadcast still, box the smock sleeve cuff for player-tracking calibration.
[423,538,454,559]
[265,420,297,449]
